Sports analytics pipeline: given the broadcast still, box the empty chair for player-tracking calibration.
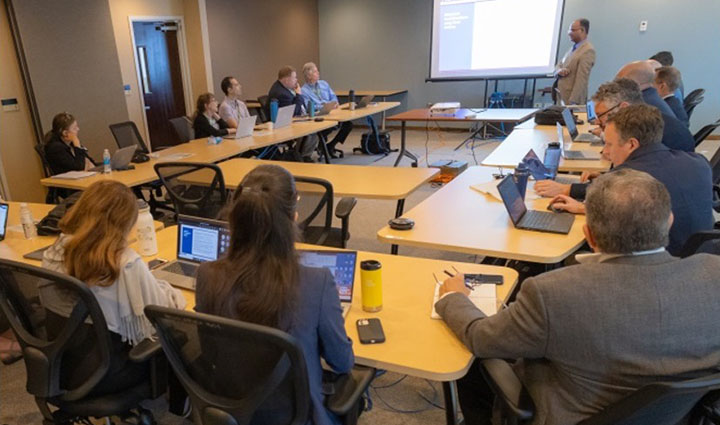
[169,116,195,143]
[694,119,720,147]
[109,121,150,153]
[257,95,271,123]
[153,162,228,220]
[0,259,161,425]
[295,176,357,248]
[145,305,374,425]
[480,358,720,425]
[683,89,705,120]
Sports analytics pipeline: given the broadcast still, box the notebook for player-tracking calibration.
[298,250,356,318]
[431,275,497,319]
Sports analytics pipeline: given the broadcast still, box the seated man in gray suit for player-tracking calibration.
[654,66,690,127]
[436,169,720,425]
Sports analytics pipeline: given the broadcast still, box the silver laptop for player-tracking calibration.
[152,215,230,290]
[224,115,257,139]
[315,101,338,116]
[562,108,602,144]
[274,104,295,129]
[90,145,137,172]
[557,123,601,161]
[497,175,574,234]
[298,250,356,318]
[355,95,374,109]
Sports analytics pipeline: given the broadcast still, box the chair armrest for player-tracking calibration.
[325,366,375,416]
[480,358,535,421]
[335,197,357,220]
[713,184,720,213]
[128,338,163,363]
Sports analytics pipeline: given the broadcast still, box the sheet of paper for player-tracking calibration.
[431,282,497,319]
[156,153,194,162]
[470,180,540,201]
[51,171,97,179]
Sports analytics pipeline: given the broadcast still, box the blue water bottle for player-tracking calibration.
[270,98,279,123]
[513,162,530,200]
[309,100,315,118]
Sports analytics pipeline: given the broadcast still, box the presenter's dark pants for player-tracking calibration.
[457,359,495,425]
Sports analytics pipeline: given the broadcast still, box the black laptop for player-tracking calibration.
[497,175,574,234]
[562,108,602,144]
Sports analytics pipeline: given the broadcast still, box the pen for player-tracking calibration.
[443,270,454,278]
[449,266,474,290]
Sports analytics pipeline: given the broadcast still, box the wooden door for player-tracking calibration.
[133,21,186,148]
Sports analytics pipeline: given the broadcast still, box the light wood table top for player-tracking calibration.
[377,166,588,264]
[482,126,611,173]
[245,100,261,109]
[387,108,537,123]
[207,158,439,200]
[334,90,407,98]
[1,202,163,265]
[40,120,337,190]
[141,226,518,381]
[326,102,400,122]
[697,138,720,162]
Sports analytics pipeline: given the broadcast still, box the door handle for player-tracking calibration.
[145,106,151,110]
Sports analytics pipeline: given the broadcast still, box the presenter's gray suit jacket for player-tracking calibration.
[436,252,720,425]
[557,41,596,105]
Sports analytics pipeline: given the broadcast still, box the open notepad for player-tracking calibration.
[431,283,497,319]
[51,171,97,179]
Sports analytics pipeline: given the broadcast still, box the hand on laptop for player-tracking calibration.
[549,195,586,214]
[580,171,602,183]
[590,127,603,137]
[534,180,570,198]
[439,274,471,297]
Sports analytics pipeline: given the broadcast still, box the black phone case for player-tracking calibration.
[356,318,385,344]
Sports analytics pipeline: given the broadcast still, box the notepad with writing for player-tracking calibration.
[431,283,497,319]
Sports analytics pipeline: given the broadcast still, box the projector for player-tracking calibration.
[430,102,460,115]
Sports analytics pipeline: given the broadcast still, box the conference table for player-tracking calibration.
[386,108,538,167]
[334,90,408,130]
[146,226,519,425]
[198,158,438,217]
[377,166,588,263]
[40,120,337,191]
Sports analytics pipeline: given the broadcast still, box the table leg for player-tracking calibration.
[381,96,387,131]
[390,199,405,255]
[318,131,331,164]
[393,121,418,167]
[442,381,461,425]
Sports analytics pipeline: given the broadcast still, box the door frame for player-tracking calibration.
[128,15,194,151]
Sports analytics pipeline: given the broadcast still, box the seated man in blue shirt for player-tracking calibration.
[301,62,353,158]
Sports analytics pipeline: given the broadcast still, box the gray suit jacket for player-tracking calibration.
[556,41,596,105]
[436,252,720,425]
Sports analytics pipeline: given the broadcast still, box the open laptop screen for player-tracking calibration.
[497,176,527,225]
[0,203,7,240]
[562,108,579,139]
[176,215,230,263]
[298,250,357,302]
[586,100,597,122]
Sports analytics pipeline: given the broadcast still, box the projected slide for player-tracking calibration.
[430,0,565,80]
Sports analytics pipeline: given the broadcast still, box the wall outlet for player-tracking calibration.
[639,20,648,32]
[1,98,19,112]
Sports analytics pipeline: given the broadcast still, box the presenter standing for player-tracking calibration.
[555,19,596,105]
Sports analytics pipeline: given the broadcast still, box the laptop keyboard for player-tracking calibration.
[521,211,557,228]
[164,262,199,277]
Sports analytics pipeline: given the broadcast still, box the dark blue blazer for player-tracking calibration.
[269,80,305,117]
[664,95,690,127]
[643,87,676,118]
[660,112,694,152]
[570,143,713,255]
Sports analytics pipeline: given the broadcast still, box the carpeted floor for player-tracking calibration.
[0,124,505,424]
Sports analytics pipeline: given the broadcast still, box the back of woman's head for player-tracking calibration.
[211,165,299,328]
[59,181,139,286]
[44,112,75,144]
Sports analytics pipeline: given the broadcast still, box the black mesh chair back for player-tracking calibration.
[109,121,150,153]
[294,176,356,248]
[154,162,228,220]
[170,116,195,143]
[145,305,311,425]
[683,89,705,119]
[34,144,60,204]
[679,230,720,257]
[257,95,271,123]
[694,120,720,147]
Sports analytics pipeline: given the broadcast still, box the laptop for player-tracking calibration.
[355,95,374,109]
[586,100,597,122]
[315,101,338,116]
[497,175,574,234]
[0,202,7,242]
[90,145,137,172]
[298,250,356,318]
[274,104,295,129]
[224,115,257,139]
[152,215,231,290]
[557,123,602,160]
[562,108,602,144]
[521,149,576,184]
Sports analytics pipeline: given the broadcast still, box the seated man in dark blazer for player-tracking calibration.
[545,104,713,255]
[654,66,690,127]
[268,65,317,161]
[616,60,676,118]
[437,169,720,425]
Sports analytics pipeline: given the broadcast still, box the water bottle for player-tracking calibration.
[308,99,315,118]
[270,98,279,123]
[513,162,530,200]
[135,200,157,256]
[102,149,111,174]
[348,90,355,111]
[19,203,37,239]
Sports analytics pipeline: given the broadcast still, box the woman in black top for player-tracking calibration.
[192,93,236,139]
[43,112,93,176]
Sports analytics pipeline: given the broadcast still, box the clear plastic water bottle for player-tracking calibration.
[19,203,37,239]
[102,149,111,174]
[135,200,157,256]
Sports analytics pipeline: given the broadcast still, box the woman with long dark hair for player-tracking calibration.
[43,112,94,175]
[195,164,353,425]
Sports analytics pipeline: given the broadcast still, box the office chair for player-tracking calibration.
[257,95,271,123]
[480,358,720,425]
[679,230,720,257]
[154,162,229,221]
[295,176,357,248]
[145,305,374,425]
[34,143,61,204]
[109,121,151,155]
[694,119,720,147]
[169,116,195,143]
[683,89,705,120]
[0,259,163,425]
